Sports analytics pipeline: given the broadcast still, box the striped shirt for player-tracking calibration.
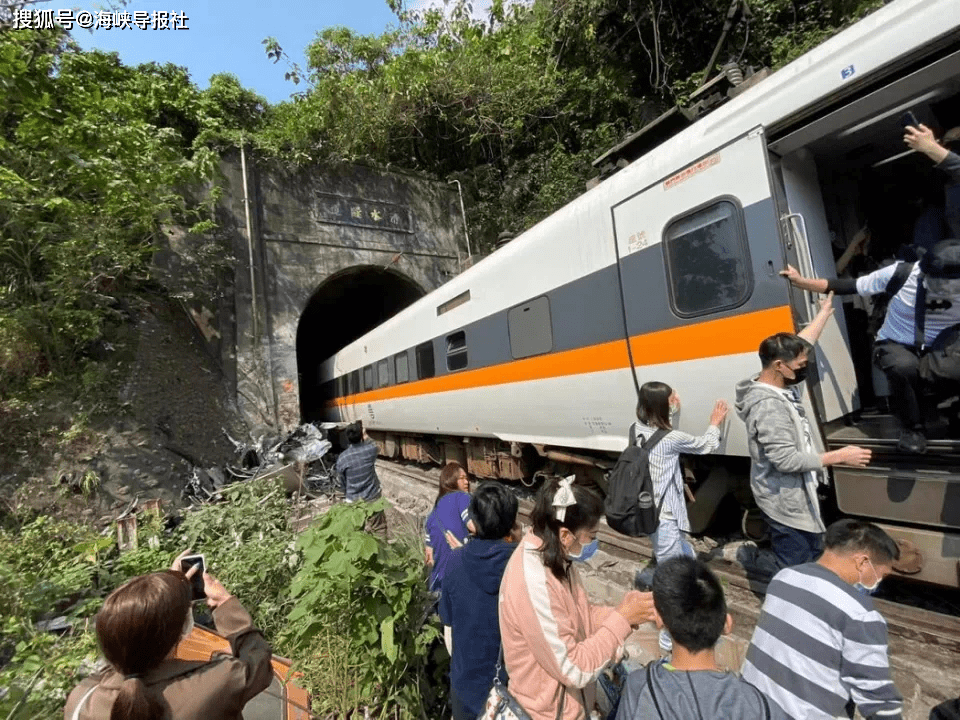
[632,422,721,533]
[742,563,903,720]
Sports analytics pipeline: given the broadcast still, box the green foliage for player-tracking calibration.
[284,501,443,718]
[174,478,300,641]
[0,478,442,720]
[0,516,111,718]
[0,28,241,382]
[250,0,881,250]
[0,478,298,720]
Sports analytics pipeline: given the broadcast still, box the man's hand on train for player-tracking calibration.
[780,264,803,285]
[780,265,830,294]
[822,445,872,468]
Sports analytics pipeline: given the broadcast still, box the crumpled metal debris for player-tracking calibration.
[279,424,332,464]
[182,424,342,505]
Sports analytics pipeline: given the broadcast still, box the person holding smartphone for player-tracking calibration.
[903,120,960,241]
[63,550,273,720]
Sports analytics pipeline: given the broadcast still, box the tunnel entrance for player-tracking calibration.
[296,266,425,422]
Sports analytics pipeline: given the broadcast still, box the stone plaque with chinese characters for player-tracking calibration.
[310,193,413,233]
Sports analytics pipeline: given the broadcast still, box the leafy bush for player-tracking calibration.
[0,478,298,720]
[0,480,445,720]
[284,500,445,719]
[0,517,110,718]
[174,478,300,641]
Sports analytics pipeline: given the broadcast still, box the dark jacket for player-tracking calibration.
[440,538,517,717]
[937,151,960,240]
[63,597,273,720]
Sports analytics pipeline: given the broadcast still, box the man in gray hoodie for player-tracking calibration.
[735,295,871,567]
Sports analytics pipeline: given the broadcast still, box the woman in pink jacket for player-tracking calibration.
[499,477,654,720]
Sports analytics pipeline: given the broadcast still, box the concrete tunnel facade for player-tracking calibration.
[196,153,466,432]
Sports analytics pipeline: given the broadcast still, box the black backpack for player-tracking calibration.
[604,425,669,537]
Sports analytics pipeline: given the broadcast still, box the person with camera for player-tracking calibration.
[64,551,273,720]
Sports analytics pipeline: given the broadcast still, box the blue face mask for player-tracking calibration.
[853,558,882,595]
[568,538,599,563]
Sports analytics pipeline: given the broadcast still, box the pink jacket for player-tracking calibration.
[498,532,632,720]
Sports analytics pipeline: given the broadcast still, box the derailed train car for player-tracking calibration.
[320,0,960,588]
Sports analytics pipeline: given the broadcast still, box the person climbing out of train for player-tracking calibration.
[735,295,872,568]
[742,519,904,720]
[498,477,655,720]
[439,482,521,720]
[782,237,960,454]
[424,461,473,593]
[631,381,728,655]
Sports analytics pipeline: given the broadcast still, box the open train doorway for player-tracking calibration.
[296,266,424,422]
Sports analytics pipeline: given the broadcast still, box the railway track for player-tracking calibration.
[377,460,960,659]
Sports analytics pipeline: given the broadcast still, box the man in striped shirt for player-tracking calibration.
[742,519,903,719]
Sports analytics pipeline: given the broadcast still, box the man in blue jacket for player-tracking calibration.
[440,482,521,720]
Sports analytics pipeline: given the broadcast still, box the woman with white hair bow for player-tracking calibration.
[497,477,654,720]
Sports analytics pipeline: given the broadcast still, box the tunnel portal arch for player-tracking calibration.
[296,266,425,422]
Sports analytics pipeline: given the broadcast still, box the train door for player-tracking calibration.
[769,150,860,421]
[612,127,803,458]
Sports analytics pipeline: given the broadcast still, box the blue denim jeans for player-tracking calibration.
[764,514,824,568]
[651,516,695,563]
[650,517,695,654]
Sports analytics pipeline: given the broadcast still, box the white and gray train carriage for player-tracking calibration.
[320,0,960,588]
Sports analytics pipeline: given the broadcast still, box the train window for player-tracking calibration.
[508,296,553,359]
[416,341,435,379]
[446,330,468,371]
[362,364,374,391]
[663,199,753,317]
[349,370,360,395]
[395,352,409,383]
[377,359,390,388]
[334,376,344,398]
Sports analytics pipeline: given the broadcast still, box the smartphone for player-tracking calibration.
[902,111,920,129]
[179,554,207,601]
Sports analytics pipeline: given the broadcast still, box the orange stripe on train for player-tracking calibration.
[331,305,793,407]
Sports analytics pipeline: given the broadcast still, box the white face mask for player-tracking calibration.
[853,558,882,595]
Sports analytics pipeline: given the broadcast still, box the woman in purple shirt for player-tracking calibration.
[425,462,472,592]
